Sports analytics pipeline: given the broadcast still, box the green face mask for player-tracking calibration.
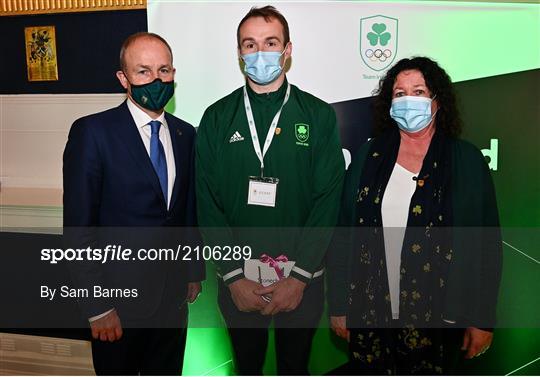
[129,78,174,111]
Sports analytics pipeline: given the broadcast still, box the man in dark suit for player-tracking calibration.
[63,32,204,375]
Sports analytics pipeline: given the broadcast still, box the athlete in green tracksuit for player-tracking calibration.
[197,77,344,285]
[195,6,344,375]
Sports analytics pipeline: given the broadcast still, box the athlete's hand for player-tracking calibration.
[229,278,268,312]
[254,277,306,315]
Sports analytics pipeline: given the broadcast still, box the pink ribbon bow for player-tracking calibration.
[260,254,288,280]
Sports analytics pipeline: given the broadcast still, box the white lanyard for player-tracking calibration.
[243,83,291,177]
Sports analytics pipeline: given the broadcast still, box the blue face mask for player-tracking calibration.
[389,95,437,133]
[242,48,286,85]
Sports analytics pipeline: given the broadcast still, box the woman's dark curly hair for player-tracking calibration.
[373,56,462,137]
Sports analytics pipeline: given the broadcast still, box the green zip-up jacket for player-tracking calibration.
[196,79,345,285]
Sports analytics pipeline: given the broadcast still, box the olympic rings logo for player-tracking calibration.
[365,49,392,62]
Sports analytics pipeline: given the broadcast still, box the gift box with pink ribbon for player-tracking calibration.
[244,254,295,287]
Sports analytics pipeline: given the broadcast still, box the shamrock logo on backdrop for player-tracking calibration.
[367,23,391,46]
[359,15,398,71]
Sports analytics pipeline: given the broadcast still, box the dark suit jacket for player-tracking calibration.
[63,101,205,322]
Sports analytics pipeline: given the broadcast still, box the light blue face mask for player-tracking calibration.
[241,48,286,85]
[389,95,437,133]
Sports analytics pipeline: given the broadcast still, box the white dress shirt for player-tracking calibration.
[127,98,176,209]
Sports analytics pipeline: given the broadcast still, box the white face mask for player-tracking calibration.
[389,95,437,133]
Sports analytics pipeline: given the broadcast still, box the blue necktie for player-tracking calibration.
[149,120,168,203]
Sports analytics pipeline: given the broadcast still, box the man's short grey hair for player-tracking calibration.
[119,32,173,71]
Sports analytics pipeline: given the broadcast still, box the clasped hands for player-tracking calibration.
[229,277,306,315]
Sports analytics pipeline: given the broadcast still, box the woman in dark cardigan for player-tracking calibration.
[327,57,502,374]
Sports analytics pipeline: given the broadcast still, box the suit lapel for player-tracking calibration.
[115,102,166,205]
[166,113,186,209]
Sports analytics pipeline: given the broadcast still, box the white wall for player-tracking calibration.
[0,94,125,189]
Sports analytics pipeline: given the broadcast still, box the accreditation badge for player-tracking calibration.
[247,176,279,207]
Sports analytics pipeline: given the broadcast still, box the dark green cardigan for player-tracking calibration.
[327,137,502,328]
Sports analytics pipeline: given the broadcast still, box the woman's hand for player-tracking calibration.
[330,316,350,341]
[462,327,493,359]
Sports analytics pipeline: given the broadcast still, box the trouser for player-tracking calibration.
[218,279,324,375]
[91,279,189,375]
[91,327,187,375]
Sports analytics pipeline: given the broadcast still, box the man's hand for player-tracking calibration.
[229,278,268,312]
[462,327,493,359]
[254,277,306,315]
[186,282,202,303]
[330,316,349,341]
[90,309,123,342]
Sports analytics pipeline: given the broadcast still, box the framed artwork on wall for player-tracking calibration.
[24,25,58,81]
